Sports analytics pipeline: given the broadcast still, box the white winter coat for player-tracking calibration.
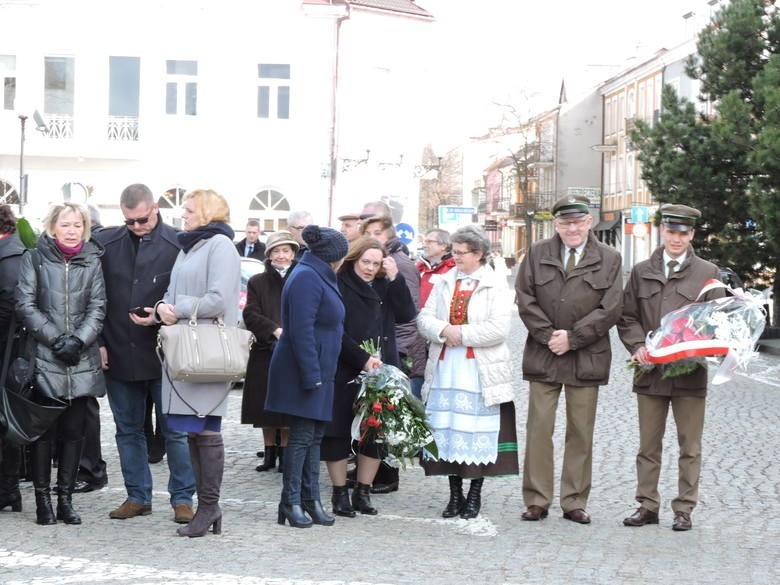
[417,264,515,406]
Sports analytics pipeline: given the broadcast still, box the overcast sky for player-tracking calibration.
[418,0,722,149]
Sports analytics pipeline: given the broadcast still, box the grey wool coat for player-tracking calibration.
[159,234,241,417]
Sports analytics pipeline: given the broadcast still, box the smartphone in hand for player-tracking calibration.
[129,306,149,317]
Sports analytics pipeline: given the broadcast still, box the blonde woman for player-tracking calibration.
[16,202,107,525]
[132,189,240,537]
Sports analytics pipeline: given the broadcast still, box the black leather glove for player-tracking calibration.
[52,335,83,367]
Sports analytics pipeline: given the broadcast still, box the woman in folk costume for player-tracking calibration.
[418,225,518,519]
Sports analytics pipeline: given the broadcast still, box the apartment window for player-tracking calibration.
[45,56,75,115]
[109,57,140,116]
[257,64,290,119]
[1,56,15,110]
[166,60,197,115]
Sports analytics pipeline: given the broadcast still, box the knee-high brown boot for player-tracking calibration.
[177,434,223,537]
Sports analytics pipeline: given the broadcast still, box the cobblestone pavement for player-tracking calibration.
[1,305,779,585]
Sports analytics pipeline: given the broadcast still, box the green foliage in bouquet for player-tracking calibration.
[352,363,438,469]
[16,218,37,249]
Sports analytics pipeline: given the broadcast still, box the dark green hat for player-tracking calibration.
[553,195,590,218]
[660,203,700,232]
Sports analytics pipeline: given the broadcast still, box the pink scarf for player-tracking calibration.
[55,239,84,260]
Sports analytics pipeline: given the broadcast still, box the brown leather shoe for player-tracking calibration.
[672,511,692,531]
[173,503,194,524]
[562,508,591,524]
[623,506,659,527]
[521,505,549,521]
[109,500,152,519]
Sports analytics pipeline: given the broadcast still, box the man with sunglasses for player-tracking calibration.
[515,195,623,525]
[287,210,313,260]
[94,183,195,523]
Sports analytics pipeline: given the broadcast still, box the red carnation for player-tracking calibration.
[372,402,383,413]
[366,416,381,427]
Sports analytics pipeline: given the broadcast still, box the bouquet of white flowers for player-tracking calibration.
[350,361,438,469]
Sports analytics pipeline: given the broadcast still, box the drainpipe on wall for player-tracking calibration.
[327,2,351,226]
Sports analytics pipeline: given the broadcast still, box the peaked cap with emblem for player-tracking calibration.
[552,195,590,218]
[659,203,701,232]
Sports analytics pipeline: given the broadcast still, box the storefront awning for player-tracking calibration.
[593,217,620,232]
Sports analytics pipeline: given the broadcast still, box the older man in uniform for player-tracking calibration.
[618,204,722,531]
[515,195,623,524]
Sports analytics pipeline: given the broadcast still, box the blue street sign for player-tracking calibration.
[396,222,415,245]
[631,206,650,223]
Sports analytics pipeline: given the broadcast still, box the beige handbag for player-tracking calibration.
[157,300,254,383]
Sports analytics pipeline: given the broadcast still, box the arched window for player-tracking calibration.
[249,189,290,232]
[0,180,19,205]
[158,187,187,228]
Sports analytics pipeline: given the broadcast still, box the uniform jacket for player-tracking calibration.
[240,259,295,425]
[265,252,345,422]
[417,254,455,308]
[617,245,722,397]
[418,264,515,406]
[15,234,107,400]
[0,232,26,332]
[160,234,241,417]
[515,231,623,386]
[235,238,266,261]
[325,266,417,437]
[94,219,180,381]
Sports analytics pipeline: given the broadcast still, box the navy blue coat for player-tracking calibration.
[265,252,345,421]
[94,219,180,381]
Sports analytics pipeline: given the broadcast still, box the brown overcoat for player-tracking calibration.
[515,231,623,386]
[617,246,721,397]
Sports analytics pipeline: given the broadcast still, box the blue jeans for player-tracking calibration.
[105,375,195,506]
[281,415,325,506]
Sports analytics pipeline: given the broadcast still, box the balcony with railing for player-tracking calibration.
[108,116,139,141]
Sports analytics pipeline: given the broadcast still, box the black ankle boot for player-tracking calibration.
[277,502,312,528]
[276,447,284,473]
[56,439,83,525]
[459,478,484,519]
[255,446,277,472]
[331,485,356,518]
[31,440,55,525]
[302,499,335,526]
[442,475,465,518]
[0,441,23,512]
[351,482,377,515]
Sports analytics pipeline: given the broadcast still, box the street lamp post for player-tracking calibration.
[18,114,27,216]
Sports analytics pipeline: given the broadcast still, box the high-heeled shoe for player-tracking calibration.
[177,503,222,537]
[302,499,335,526]
[277,502,312,528]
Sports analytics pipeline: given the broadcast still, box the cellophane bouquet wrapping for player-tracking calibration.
[644,279,766,384]
[351,363,438,469]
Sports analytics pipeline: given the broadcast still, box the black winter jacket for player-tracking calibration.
[15,234,106,400]
[94,220,180,381]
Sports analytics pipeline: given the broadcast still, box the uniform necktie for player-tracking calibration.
[246,244,253,257]
[667,259,678,278]
[565,248,576,274]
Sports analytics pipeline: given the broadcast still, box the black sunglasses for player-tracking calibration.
[123,211,153,226]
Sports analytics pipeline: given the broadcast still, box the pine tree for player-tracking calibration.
[631,0,779,324]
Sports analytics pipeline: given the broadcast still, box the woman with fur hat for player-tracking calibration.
[265,225,349,528]
[240,231,299,472]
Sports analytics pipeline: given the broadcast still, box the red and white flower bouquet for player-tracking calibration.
[641,279,767,384]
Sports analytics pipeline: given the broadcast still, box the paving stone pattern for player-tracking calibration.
[1,303,778,585]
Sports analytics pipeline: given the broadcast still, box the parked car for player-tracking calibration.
[239,257,265,320]
[718,266,744,290]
